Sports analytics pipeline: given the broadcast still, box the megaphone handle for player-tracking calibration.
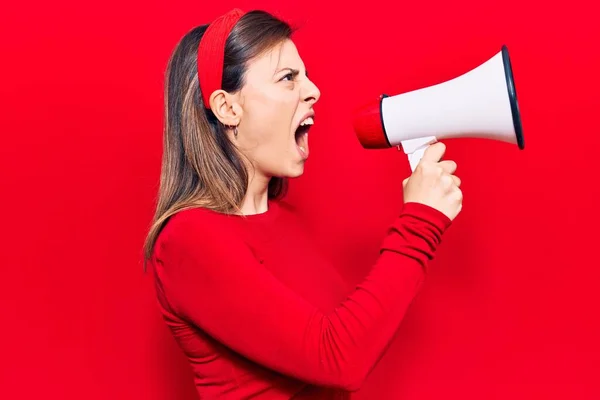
[408,146,428,171]
[400,136,438,172]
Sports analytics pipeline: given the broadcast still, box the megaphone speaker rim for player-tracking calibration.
[379,93,391,147]
[502,45,525,150]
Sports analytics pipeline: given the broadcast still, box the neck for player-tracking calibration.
[239,171,270,215]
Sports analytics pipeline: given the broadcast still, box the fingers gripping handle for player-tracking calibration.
[399,136,438,171]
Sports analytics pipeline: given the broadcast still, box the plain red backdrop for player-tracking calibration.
[1,0,599,398]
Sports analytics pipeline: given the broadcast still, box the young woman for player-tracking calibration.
[144,8,462,399]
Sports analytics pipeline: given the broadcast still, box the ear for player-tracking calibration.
[209,90,242,127]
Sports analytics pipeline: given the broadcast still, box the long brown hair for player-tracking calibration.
[143,11,292,266]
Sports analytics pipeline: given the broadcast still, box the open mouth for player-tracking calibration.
[295,116,313,158]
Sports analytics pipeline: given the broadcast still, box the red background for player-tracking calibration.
[2,0,599,398]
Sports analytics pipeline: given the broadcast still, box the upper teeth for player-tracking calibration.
[300,117,314,126]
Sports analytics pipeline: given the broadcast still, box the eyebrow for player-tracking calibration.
[276,68,305,79]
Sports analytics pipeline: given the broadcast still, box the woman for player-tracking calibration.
[143,8,462,399]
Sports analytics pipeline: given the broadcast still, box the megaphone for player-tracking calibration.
[352,45,524,171]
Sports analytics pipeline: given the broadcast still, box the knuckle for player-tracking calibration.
[426,165,442,177]
[417,164,433,177]
[441,174,453,188]
[455,189,463,201]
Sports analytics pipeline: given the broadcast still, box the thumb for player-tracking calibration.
[421,142,446,164]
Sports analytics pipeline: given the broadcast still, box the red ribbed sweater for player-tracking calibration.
[150,199,451,399]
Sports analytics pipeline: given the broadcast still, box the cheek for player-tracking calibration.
[241,85,300,159]
[254,94,298,142]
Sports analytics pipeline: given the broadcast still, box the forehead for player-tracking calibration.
[244,39,305,80]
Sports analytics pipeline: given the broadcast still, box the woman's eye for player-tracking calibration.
[281,73,293,81]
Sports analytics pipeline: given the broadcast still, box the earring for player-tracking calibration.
[225,123,239,139]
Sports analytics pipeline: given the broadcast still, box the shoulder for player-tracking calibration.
[154,207,243,260]
[165,207,236,237]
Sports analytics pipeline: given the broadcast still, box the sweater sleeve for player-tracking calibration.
[153,202,451,391]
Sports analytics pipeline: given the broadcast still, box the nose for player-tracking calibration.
[302,77,320,105]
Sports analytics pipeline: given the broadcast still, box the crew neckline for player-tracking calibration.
[230,199,280,222]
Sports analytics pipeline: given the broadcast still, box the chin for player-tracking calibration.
[267,156,307,179]
[280,161,306,178]
[286,165,305,178]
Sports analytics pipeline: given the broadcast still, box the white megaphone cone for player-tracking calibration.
[352,45,525,171]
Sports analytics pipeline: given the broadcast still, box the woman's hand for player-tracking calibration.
[402,142,463,221]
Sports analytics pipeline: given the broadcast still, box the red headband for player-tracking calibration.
[197,8,246,108]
